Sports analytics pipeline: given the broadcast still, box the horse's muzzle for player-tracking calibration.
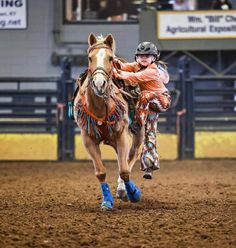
[92,79,107,97]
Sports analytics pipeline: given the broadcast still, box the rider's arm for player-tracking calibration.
[116,67,157,85]
[116,60,137,72]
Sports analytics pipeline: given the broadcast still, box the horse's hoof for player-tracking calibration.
[100,183,114,210]
[101,201,113,210]
[116,189,129,202]
[124,180,141,203]
[128,188,141,203]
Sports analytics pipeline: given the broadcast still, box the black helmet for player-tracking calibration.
[135,42,160,61]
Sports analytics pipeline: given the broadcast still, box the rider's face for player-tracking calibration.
[136,54,155,66]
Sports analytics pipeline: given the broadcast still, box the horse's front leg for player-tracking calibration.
[81,132,113,210]
[116,127,141,203]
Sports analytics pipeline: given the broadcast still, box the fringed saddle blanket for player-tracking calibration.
[75,93,126,141]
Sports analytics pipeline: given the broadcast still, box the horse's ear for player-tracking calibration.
[88,33,97,46]
[104,34,114,50]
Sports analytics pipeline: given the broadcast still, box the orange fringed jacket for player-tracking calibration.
[119,61,169,93]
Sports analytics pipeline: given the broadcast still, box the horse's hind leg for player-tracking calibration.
[128,126,145,170]
[116,127,144,202]
[116,176,128,202]
[81,133,113,209]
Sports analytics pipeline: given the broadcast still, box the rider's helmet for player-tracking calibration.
[135,42,160,62]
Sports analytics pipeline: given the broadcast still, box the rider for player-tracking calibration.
[113,41,171,179]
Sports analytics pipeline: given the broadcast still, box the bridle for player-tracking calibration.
[89,66,111,82]
[87,43,114,98]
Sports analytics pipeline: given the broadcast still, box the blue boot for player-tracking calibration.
[101,183,114,210]
[124,180,141,203]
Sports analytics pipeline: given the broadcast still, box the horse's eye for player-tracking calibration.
[89,57,92,62]
[109,57,113,62]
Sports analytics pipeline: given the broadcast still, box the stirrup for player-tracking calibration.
[68,101,75,120]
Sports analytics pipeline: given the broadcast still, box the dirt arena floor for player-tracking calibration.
[0,159,235,248]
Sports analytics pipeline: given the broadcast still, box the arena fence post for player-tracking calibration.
[177,56,193,159]
[185,72,195,159]
[57,57,75,161]
[177,56,187,159]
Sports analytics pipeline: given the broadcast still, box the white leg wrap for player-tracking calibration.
[117,176,125,190]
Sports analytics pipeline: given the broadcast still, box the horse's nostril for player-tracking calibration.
[103,80,106,87]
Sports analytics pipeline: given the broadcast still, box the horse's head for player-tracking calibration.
[87,33,115,97]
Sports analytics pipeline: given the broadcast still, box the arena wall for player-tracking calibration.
[195,132,236,158]
[1,132,236,160]
[0,134,57,160]
[75,134,178,160]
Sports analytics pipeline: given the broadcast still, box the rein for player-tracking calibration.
[89,66,111,81]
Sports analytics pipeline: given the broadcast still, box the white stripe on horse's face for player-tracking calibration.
[92,48,107,94]
[96,48,106,68]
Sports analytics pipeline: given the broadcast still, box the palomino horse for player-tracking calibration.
[73,33,144,210]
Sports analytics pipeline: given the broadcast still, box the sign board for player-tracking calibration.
[157,10,236,40]
[0,0,27,29]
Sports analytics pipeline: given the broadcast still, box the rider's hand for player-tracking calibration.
[112,68,130,80]
[113,57,121,69]
[118,71,130,80]
[113,69,133,85]
[113,68,121,78]
[113,57,119,63]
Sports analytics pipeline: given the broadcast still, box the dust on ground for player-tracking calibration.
[0,159,235,248]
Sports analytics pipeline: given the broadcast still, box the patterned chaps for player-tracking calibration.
[136,90,171,171]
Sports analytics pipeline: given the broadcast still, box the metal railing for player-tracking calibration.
[0,57,75,161]
[1,56,235,160]
[177,56,236,159]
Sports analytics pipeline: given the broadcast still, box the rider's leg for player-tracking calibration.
[140,92,171,179]
[129,91,152,134]
[141,111,160,179]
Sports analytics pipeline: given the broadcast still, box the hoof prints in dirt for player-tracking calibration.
[0,160,235,248]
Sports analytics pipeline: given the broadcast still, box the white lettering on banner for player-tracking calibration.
[157,11,236,39]
[0,0,26,29]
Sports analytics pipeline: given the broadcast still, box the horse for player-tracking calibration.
[73,33,144,210]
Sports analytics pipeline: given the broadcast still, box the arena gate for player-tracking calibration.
[0,58,75,161]
[178,56,236,159]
